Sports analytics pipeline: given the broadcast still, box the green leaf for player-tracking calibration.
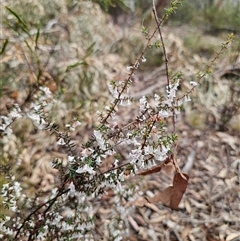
[66,61,87,72]
[83,42,96,60]
[5,6,30,36]
[35,27,40,48]
[0,39,9,55]
[24,40,32,53]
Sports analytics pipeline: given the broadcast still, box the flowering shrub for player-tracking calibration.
[0,0,234,240]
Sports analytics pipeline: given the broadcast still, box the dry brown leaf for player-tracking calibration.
[148,186,173,206]
[128,215,140,232]
[184,199,192,213]
[137,155,172,176]
[226,233,240,241]
[137,164,162,176]
[133,172,189,209]
[181,226,191,240]
[207,235,220,241]
[215,132,238,151]
[162,161,175,175]
[170,172,189,209]
[162,158,181,175]
[101,189,115,201]
[132,197,149,207]
[217,168,228,179]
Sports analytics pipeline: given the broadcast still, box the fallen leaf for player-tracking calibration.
[217,168,228,179]
[133,170,189,210]
[148,186,173,206]
[216,132,238,151]
[181,226,191,240]
[132,197,149,207]
[128,215,140,232]
[226,233,240,241]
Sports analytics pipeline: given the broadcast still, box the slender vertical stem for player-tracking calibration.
[152,0,170,92]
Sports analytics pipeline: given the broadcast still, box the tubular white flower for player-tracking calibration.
[76,164,96,175]
[94,130,106,150]
[184,95,191,102]
[57,137,66,145]
[139,96,148,112]
[190,81,198,86]
[108,84,119,99]
[141,56,147,62]
[119,98,131,106]
[126,65,133,71]
[158,109,171,118]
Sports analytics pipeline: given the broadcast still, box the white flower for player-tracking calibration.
[158,109,171,118]
[57,137,65,145]
[108,84,119,98]
[105,105,111,111]
[39,86,52,98]
[66,120,81,131]
[37,229,47,240]
[139,96,148,112]
[129,148,144,166]
[76,164,96,175]
[96,156,102,164]
[13,181,22,197]
[94,130,106,150]
[144,145,154,155]
[28,113,46,129]
[127,65,133,71]
[153,145,170,161]
[68,182,76,196]
[9,105,22,119]
[68,156,75,163]
[119,98,131,106]
[166,80,180,104]
[190,81,198,86]
[141,56,147,62]
[176,99,183,106]
[184,95,191,102]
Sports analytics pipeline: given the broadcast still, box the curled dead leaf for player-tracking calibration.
[171,172,189,209]
[162,158,180,175]
[137,164,162,176]
[148,186,173,206]
[137,155,172,176]
[133,172,189,210]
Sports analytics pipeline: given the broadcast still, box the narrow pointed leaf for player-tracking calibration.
[0,39,8,55]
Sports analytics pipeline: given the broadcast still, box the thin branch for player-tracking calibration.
[152,0,170,91]
[14,188,70,239]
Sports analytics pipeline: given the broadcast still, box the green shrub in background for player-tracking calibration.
[170,0,240,32]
